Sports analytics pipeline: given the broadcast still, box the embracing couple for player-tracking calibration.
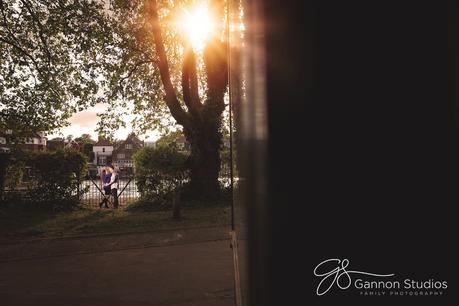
[99,164,119,209]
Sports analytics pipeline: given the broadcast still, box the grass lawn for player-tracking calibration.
[0,204,231,241]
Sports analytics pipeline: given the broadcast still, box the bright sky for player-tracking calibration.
[47,1,215,143]
[177,3,214,51]
[46,103,160,141]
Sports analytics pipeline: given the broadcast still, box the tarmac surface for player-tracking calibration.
[0,226,235,306]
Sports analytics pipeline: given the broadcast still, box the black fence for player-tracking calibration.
[80,176,139,207]
[82,157,232,208]
[2,157,232,208]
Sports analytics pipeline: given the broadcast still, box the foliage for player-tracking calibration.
[74,134,95,144]
[94,0,228,136]
[83,143,94,159]
[155,130,184,148]
[0,0,115,134]
[28,149,88,210]
[4,161,24,190]
[0,152,11,197]
[133,145,189,206]
[1,149,88,211]
[1,0,229,198]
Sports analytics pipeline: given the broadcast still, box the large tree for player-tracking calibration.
[1,0,229,199]
[155,0,228,198]
[98,0,229,198]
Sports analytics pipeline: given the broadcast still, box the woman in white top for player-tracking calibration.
[107,165,119,208]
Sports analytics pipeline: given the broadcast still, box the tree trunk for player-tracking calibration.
[185,122,222,200]
[148,0,227,200]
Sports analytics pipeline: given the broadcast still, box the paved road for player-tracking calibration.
[0,228,235,306]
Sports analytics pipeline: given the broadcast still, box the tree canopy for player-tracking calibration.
[0,0,113,133]
[1,0,228,136]
[1,0,230,197]
[74,133,95,144]
[95,0,228,139]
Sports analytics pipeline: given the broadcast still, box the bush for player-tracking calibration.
[133,145,189,207]
[28,149,87,211]
[4,161,24,190]
[0,152,11,200]
[1,149,87,211]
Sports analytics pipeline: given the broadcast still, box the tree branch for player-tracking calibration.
[120,59,157,83]
[118,59,157,99]
[0,1,24,46]
[181,55,193,111]
[0,37,60,103]
[147,0,190,127]
[20,0,52,67]
[0,36,40,75]
[203,39,228,116]
[181,46,202,117]
[186,47,202,109]
[0,1,42,79]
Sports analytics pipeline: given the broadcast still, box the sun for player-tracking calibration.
[177,3,214,51]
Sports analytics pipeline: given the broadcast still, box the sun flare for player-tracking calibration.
[178,3,214,50]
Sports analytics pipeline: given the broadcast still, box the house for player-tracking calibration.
[144,141,156,148]
[92,138,113,167]
[175,135,190,152]
[0,130,47,152]
[46,138,65,151]
[112,134,143,173]
[46,138,84,153]
[65,139,84,152]
[22,132,47,151]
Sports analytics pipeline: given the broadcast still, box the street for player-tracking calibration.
[0,228,235,306]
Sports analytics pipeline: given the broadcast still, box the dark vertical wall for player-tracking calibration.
[241,1,459,305]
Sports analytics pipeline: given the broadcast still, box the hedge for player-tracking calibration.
[0,149,87,211]
[133,145,189,206]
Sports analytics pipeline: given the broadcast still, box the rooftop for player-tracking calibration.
[94,139,112,147]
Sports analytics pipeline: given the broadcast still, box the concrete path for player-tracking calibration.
[0,227,235,306]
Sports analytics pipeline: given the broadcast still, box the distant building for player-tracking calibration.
[0,130,47,152]
[46,138,65,151]
[174,135,193,152]
[176,136,188,151]
[46,138,84,153]
[65,139,84,153]
[112,134,143,173]
[92,138,113,167]
[144,141,156,148]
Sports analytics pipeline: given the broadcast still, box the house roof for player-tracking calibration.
[113,134,143,150]
[94,139,112,146]
[0,130,45,139]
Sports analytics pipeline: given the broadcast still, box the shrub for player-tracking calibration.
[133,145,189,207]
[0,152,11,200]
[1,149,87,211]
[26,149,88,211]
[4,162,24,190]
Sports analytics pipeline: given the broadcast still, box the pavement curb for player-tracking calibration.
[0,224,231,246]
